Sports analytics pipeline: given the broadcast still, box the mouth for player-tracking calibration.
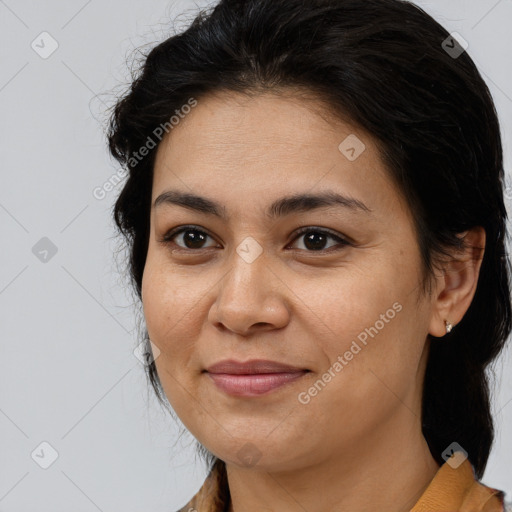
[204,359,310,397]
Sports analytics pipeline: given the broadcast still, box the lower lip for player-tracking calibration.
[206,371,308,396]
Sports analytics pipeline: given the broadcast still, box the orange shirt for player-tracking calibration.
[177,455,506,512]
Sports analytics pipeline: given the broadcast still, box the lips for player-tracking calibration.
[205,359,307,374]
[204,359,309,396]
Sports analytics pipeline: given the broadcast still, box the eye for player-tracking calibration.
[288,227,350,252]
[160,225,219,250]
[159,225,350,253]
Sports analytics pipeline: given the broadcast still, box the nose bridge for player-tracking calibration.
[210,235,289,334]
[223,235,270,305]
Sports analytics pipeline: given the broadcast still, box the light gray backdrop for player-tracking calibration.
[1,1,511,510]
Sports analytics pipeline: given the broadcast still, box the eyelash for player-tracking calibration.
[159,225,351,253]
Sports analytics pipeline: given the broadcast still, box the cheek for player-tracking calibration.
[304,258,423,390]
[141,267,169,342]
[141,265,190,374]
[295,262,400,344]
[141,259,214,396]
[296,293,421,448]
[141,258,199,340]
[141,264,201,414]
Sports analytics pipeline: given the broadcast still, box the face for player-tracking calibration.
[141,90,436,471]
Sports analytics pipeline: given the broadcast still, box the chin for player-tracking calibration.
[195,430,314,472]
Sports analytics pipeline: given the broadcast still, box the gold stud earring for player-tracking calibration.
[445,319,453,333]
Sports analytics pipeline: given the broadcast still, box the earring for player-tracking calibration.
[445,320,453,333]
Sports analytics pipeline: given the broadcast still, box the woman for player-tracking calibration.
[106,0,512,510]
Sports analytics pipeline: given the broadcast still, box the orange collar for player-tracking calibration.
[412,454,505,512]
[178,455,505,512]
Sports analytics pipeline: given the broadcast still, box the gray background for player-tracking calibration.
[0,1,511,510]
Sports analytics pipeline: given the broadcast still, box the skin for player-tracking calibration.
[141,89,486,512]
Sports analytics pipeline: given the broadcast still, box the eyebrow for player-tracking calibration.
[152,189,372,219]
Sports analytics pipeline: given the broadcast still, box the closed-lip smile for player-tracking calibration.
[204,359,310,396]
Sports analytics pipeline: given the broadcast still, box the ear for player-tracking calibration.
[428,226,486,338]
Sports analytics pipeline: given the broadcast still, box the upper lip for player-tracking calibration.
[205,359,308,374]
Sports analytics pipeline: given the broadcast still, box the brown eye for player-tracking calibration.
[161,226,218,250]
[290,228,350,252]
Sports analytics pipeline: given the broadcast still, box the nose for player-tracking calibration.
[208,245,291,337]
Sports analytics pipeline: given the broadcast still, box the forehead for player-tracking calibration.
[152,90,401,217]
[156,89,367,161]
